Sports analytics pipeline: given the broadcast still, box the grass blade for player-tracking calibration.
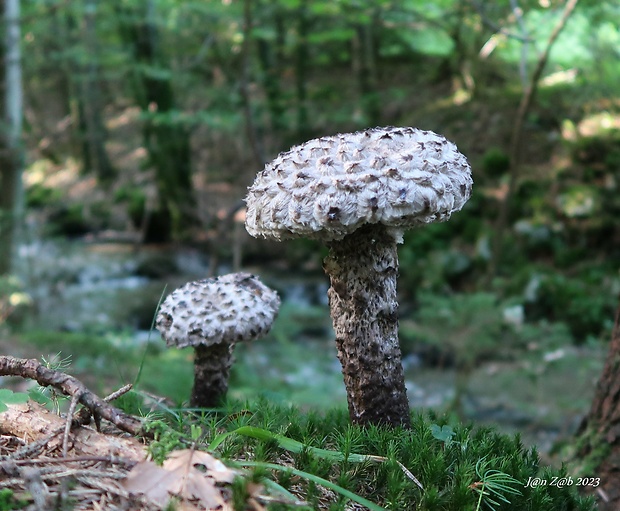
[237,460,387,511]
[211,425,375,462]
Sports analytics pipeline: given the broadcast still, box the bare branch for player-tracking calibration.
[0,356,147,437]
[509,0,530,86]
[488,0,580,281]
[468,0,533,43]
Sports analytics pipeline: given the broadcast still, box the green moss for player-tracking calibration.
[145,399,595,510]
[0,489,28,510]
[570,424,612,477]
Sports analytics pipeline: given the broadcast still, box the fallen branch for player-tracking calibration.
[0,356,146,437]
[0,401,146,464]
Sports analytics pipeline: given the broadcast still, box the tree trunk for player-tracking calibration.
[0,0,23,276]
[575,301,620,509]
[239,0,265,167]
[256,1,286,136]
[352,11,380,126]
[295,0,309,140]
[324,224,411,429]
[116,0,196,242]
[78,0,115,183]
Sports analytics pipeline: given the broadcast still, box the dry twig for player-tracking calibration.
[0,355,145,436]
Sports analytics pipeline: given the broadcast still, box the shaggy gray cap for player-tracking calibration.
[156,273,280,348]
[245,126,473,243]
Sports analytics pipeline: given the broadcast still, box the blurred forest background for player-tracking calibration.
[0,0,619,462]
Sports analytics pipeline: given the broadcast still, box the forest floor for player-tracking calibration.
[3,74,617,509]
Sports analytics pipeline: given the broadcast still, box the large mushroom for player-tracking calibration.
[245,126,472,428]
[156,272,280,408]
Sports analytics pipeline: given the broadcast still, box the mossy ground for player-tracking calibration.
[136,398,596,511]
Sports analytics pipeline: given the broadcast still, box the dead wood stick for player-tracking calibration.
[0,356,145,437]
[73,383,133,428]
[63,394,81,457]
[7,455,137,466]
[0,402,146,464]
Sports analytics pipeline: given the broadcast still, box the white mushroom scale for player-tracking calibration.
[245,126,472,428]
[156,272,280,408]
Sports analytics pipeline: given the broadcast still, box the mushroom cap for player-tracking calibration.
[156,273,280,349]
[245,126,473,243]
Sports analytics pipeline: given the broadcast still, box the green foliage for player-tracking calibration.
[228,302,343,408]
[0,276,31,327]
[25,182,62,208]
[472,457,522,511]
[145,419,190,465]
[399,225,477,294]
[0,388,29,413]
[525,271,616,341]
[431,423,456,445]
[0,489,28,511]
[114,186,146,229]
[401,292,508,366]
[47,204,90,238]
[570,131,620,170]
[17,330,193,403]
[481,147,511,178]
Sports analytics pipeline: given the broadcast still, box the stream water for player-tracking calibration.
[13,237,603,460]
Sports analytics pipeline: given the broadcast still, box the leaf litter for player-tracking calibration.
[123,449,239,510]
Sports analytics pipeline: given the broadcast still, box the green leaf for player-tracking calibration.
[0,388,30,412]
[28,387,52,405]
[431,423,456,443]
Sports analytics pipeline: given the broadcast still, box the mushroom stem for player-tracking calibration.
[190,343,235,408]
[324,223,411,428]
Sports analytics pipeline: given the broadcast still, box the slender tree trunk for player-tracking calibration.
[295,0,309,140]
[256,0,286,136]
[487,0,579,281]
[116,0,196,242]
[239,0,265,167]
[49,5,110,176]
[0,0,23,275]
[576,301,620,509]
[78,0,115,183]
[352,11,380,126]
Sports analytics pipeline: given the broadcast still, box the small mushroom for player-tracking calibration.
[156,272,280,408]
[245,126,472,428]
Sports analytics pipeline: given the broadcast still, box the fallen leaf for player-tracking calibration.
[123,449,238,509]
[165,449,236,484]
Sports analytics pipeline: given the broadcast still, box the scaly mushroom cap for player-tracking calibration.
[156,273,280,349]
[245,126,473,243]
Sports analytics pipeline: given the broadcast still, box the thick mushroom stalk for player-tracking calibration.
[324,224,409,427]
[190,343,234,408]
[245,126,473,428]
[156,273,280,408]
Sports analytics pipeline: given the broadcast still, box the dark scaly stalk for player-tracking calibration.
[190,343,234,408]
[324,224,411,429]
